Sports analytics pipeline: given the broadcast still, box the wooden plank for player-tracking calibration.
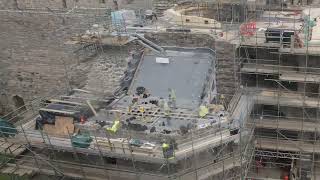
[256,90,320,108]
[55,116,74,135]
[0,143,13,153]
[1,166,15,174]
[241,64,295,74]
[48,99,84,106]
[250,118,320,132]
[39,108,77,115]
[86,100,97,116]
[73,88,92,94]
[280,73,320,83]
[60,96,112,102]
[43,124,57,135]
[16,168,29,176]
[43,116,74,136]
[256,138,320,153]
[0,141,7,147]
[11,147,26,157]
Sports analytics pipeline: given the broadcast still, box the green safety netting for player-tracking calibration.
[0,118,17,137]
[303,15,316,46]
[71,133,92,148]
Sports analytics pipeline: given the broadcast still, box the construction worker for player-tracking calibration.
[163,100,170,116]
[139,106,145,121]
[162,142,174,160]
[168,88,176,109]
[128,95,138,112]
[107,120,120,133]
[139,106,145,113]
[199,105,209,118]
[220,94,226,109]
[158,97,164,108]
[107,113,121,133]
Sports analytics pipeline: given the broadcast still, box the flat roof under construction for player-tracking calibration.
[129,48,215,109]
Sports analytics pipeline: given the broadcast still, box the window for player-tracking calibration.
[186,19,190,23]
[204,20,209,24]
[100,0,106,3]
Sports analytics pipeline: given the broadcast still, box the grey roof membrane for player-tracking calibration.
[89,48,222,134]
[130,49,214,109]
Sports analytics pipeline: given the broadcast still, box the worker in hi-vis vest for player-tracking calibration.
[162,142,174,160]
[163,100,170,116]
[168,88,176,109]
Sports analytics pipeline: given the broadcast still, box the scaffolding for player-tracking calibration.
[0,88,252,180]
[236,1,320,179]
[2,0,320,180]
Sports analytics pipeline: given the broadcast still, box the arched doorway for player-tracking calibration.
[12,95,26,111]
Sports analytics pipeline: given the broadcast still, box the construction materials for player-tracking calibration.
[133,34,165,54]
[48,99,84,106]
[71,133,92,148]
[72,89,92,94]
[265,28,295,44]
[43,116,74,136]
[39,108,77,115]
[86,100,97,116]
[0,119,17,137]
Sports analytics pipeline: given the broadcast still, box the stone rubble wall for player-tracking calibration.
[0,0,152,10]
[153,0,175,16]
[0,12,101,115]
[0,8,141,116]
[214,40,238,103]
[0,0,151,116]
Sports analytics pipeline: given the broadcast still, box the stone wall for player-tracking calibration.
[0,11,102,115]
[0,0,152,10]
[0,0,153,116]
[153,0,175,15]
[215,40,238,102]
[144,32,238,104]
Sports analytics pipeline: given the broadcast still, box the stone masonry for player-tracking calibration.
[0,0,152,11]
[0,12,90,115]
[0,10,128,116]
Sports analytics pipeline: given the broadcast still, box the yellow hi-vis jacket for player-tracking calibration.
[164,102,170,115]
[169,89,176,100]
[199,105,209,118]
[162,143,170,149]
[107,120,120,133]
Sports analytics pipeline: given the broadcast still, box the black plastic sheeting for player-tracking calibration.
[113,51,142,98]
[35,50,144,130]
[35,103,92,130]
